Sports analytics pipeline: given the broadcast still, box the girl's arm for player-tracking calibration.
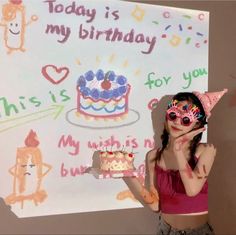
[123,149,159,212]
[174,128,216,196]
[177,144,216,196]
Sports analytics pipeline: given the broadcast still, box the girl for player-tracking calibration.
[123,89,227,235]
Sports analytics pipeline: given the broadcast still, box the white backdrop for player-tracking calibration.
[0,0,209,217]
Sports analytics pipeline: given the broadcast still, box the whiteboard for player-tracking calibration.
[0,0,209,217]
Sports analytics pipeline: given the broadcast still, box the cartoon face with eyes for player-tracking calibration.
[0,1,25,53]
[0,0,38,54]
[4,130,52,209]
[7,11,22,36]
[15,148,41,195]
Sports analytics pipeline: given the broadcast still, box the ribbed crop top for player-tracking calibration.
[155,160,208,214]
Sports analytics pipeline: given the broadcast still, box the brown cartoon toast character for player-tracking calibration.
[4,130,52,209]
[0,0,38,54]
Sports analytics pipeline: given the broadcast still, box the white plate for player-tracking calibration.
[89,168,139,179]
[66,108,140,129]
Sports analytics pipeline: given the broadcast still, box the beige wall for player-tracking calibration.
[1,1,235,234]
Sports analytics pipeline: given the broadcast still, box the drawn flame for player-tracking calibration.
[24,130,40,147]
[9,0,22,5]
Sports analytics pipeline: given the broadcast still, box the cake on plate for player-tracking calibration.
[76,69,131,119]
[99,150,135,172]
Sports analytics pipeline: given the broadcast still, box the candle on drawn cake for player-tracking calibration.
[4,130,52,209]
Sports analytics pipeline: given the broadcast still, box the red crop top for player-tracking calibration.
[155,160,208,214]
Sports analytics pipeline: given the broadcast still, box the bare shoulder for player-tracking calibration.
[196,143,217,159]
[146,149,159,177]
[146,148,159,164]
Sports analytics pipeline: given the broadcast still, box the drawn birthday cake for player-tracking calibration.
[76,69,131,119]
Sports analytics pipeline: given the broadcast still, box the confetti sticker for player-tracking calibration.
[152,21,159,25]
[148,98,159,110]
[186,37,191,44]
[179,24,183,31]
[197,32,204,36]
[182,15,191,19]
[163,11,170,18]
[198,13,205,21]
[165,25,171,30]
[170,35,181,47]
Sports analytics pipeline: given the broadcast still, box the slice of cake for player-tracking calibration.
[99,150,135,172]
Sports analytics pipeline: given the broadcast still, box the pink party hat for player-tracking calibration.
[193,88,228,118]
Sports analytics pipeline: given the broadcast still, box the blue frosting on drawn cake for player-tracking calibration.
[76,69,131,119]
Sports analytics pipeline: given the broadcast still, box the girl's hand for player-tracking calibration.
[150,185,159,201]
[141,186,159,204]
[173,127,206,154]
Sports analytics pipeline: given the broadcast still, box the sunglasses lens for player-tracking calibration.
[182,116,191,125]
[168,112,177,120]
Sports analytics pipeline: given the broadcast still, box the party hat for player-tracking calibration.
[193,88,228,118]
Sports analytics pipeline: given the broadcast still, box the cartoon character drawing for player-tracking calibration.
[4,130,52,209]
[0,0,38,54]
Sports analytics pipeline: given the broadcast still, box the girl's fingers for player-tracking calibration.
[174,127,206,152]
[186,127,206,139]
[176,127,206,144]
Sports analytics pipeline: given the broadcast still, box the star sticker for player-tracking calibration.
[170,35,181,47]
[131,5,145,22]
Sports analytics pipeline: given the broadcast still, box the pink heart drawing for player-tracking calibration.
[42,64,70,84]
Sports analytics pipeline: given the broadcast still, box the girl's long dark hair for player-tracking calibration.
[155,92,207,168]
